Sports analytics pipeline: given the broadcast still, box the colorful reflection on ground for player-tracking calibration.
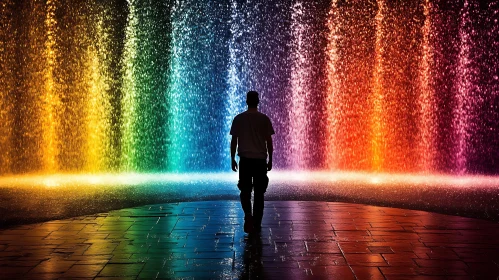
[1,201,499,279]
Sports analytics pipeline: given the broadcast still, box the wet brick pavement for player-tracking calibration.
[1,201,499,279]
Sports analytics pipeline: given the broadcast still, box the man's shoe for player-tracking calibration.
[244,216,254,233]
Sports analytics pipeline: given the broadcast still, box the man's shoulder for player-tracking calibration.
[234,111,271,121]
[245,111,268,118]
[233,112,245,120]
[258,112,272,122]
[232,112,247,125]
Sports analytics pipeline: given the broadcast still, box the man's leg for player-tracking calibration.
[238,157,253,232]
[239,191,252,218]
[253,190,265,230]
[253,159,268,230]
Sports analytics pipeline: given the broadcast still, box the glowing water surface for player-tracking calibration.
[2,171,499,189]
[1,171,498,227]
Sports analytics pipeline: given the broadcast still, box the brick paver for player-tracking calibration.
[1,201,499,279]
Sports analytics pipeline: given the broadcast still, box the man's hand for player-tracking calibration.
[231,158,238,172]
[266,134,273,172]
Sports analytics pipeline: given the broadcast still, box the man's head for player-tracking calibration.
[246,91,259,108]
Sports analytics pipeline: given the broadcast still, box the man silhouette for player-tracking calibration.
[230,91,275,233]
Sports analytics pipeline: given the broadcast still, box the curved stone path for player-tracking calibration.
[1,201,499,279]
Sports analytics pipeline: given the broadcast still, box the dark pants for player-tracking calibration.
[238,157,269,227]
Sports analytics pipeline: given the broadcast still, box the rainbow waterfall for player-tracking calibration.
[0,0,498,175]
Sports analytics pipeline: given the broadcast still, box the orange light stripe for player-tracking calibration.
[371,0,386,171]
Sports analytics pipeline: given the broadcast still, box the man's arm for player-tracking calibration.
[231,135,238,172]
[266,135,273,171]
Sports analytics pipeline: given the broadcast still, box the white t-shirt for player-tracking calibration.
[230,111,275,159]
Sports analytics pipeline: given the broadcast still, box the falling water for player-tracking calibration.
[84,4,113,172]
[454,0,482,174]
[224,0,246,169]
[121,0,141,171]
[481,1,499,174]
[41,0,60,172]
[325,1,375,171]
[121,0,170,172]
[370,1,422,172]
[288,1,313,169]
[168,1,227,172]
[0,0,16,174]
[325,0,341,170]
[250,1,291,169]
[1,0,499,175]
[417,0,437,173]
[371,0,386,171]
[167,0,185,171]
